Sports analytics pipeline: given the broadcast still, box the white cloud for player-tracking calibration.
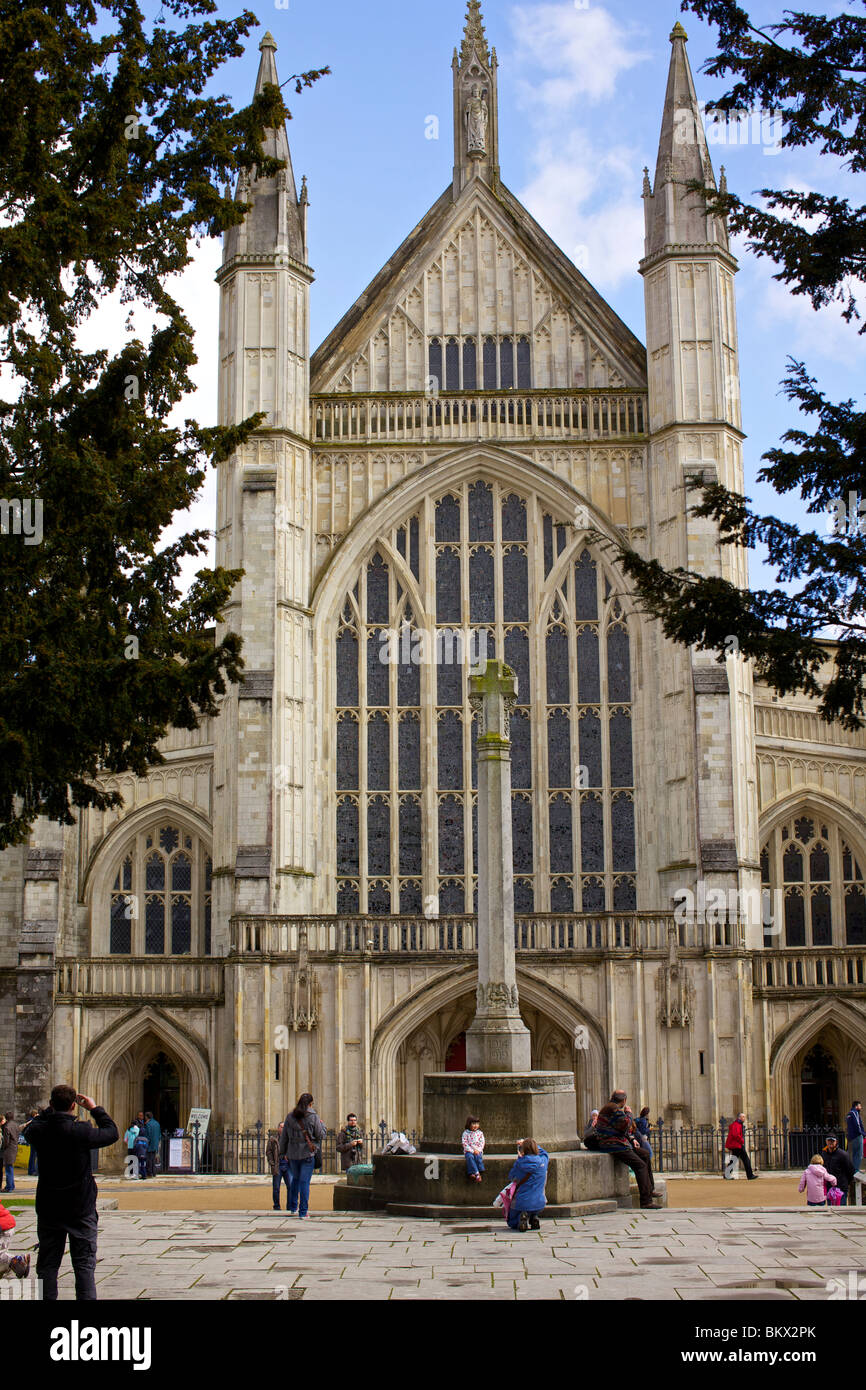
[508,2,649,108]
[507,3,648,289]
[519,130,644,288]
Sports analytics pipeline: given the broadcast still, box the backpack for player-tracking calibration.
[133,1136,148,1160]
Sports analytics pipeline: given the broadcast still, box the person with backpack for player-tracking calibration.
[278,1093,326,1220]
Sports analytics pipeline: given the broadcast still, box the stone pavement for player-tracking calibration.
[7,1205,866,1300]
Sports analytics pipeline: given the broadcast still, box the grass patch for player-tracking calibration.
[4,1198,35,1210]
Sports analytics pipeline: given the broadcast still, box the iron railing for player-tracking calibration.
[152,1120,419,1177]
[129,1116,853,1178]
[647,1117,849,1173]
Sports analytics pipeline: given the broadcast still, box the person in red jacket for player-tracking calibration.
[724,1112,757,1180]
[0,1200,31,1280]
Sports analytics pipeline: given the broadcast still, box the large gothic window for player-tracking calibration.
[761,817,866,947]
[108,824,212,955]
[333,481,635,915]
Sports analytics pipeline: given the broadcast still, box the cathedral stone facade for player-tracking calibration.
[2,7,865,1164]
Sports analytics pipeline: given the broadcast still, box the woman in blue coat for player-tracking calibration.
[507,1137,549,1232]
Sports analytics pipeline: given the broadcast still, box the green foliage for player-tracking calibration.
[0,0,328,847]
[617,0,866,729]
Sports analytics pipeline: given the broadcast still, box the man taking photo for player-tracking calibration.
[24,1085,118,1300]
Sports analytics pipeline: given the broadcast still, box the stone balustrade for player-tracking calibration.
[55,957,224,1002]
[756,948,866,992]
[228,912,743,956]
[312,390,647,445]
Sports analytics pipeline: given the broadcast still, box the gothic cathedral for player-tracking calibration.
[2,5,865,1160]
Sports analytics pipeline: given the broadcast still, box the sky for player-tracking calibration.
[106,0,864,591]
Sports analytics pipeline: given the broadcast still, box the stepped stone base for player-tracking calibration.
[332,1149,633,1215]
[383,1199,619,1219]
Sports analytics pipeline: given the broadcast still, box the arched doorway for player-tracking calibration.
[103,1032,193,1167]
[395,990,588,1135]
[801,1043,839,1127]
[143,1051,181,1132]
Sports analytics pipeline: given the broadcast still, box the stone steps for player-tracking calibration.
[383,1199,620,1219]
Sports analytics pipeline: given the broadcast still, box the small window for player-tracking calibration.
[445,338,460,390]
[463,338,477,391]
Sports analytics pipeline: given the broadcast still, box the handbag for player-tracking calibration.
[827,1184,844,1206]
[495,1171,531,1220]
[298,1117,321,1170]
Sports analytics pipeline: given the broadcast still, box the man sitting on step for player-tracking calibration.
[594,1090,655,1209]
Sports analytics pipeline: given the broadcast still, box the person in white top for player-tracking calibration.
[462,1116,486,1183]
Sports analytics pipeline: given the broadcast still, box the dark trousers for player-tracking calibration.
[507,1206,542,1229]
[36,1212,99,1301]
[728,1146,754,1179]
[28,1151,38,1177]
[272,1169,290,1209]
[610,1147,654,1207]
[2,1163,14,1191]
[146,1151,157,1177]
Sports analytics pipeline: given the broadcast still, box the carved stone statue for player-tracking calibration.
[465,83,488,156]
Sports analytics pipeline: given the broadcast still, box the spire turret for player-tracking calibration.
[224,30,307,266]
[642,22,728,262]
[452,1,499,198]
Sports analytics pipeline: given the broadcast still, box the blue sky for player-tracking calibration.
[139,0,863,588]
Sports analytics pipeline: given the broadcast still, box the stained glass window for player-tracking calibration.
[109,827,214,956]
[332,487,635,914]
[761,821,866,947]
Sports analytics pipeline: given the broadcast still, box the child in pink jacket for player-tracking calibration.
[799,1154,837,1207]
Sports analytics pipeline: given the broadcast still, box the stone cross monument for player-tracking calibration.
[465,660,531,1072]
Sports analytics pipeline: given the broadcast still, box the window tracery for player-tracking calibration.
[333,482,635,914]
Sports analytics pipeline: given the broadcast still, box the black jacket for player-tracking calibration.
[823,1146,855,1192]
[26,1106,118,1223]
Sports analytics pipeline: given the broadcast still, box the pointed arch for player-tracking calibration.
[84,802,213,956]
[317,449,641,918]
[371,964,606,1129]
[759,790,866,868]
[80,1004,211,1105]
[769,998,866,1126]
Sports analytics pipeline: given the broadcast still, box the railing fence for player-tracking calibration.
[111,1116,853,1177]
[648,1117,848,1173]
[150,1120,419,1178]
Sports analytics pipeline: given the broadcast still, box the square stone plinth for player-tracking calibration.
[421,1071,578,1153]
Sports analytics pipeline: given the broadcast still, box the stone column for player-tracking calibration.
[465,660,531,1073]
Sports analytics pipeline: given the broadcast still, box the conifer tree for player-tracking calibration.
[0,0,327,847]
[617,0,866,729]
